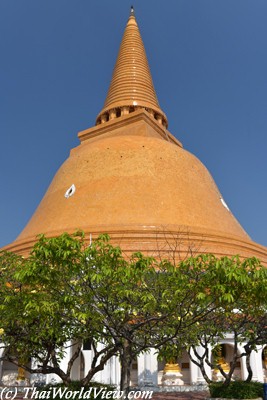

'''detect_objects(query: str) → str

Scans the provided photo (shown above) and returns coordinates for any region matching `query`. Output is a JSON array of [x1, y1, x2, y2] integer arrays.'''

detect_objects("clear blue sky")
[[1, 0, 267, 248]]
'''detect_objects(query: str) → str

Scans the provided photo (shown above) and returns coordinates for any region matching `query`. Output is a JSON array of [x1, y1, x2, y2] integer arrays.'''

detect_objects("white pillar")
[[189, 346, 210, 385], [240, 355, 248, 381], [250, 347, 264, 383], [83, 349, 93, 379], [70, 342, 82, 381], [102, 356, 120, 386], [137, 349, 158, 386], [190, 357, 198, 384], [137, 353, 145, 386], [108, 355, 120, 386]]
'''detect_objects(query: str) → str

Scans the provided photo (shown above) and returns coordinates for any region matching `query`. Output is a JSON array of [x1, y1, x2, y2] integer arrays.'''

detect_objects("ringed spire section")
[[96, 7, 168, 128]]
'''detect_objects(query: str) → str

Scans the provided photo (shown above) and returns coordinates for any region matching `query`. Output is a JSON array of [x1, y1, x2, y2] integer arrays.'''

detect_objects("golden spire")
[[96, 7, 168, 127]]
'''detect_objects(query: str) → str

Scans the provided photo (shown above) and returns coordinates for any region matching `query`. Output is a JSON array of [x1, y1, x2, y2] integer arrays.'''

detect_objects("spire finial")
[[130, 6, 135, 17], [96, 7, 168, 128]]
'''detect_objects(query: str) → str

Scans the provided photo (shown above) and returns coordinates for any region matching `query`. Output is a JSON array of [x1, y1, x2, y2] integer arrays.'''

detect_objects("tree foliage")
[[0, 233, 266, 391], [183, 255, 267, 385]]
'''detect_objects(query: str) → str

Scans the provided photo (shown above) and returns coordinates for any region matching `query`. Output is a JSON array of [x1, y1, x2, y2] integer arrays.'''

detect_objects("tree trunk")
[[245, 351, 253, 382], [120, 341, 132, 397], [199, 361, 212, 384], [188, 347, 212, 384], [81, 342, 119, 386]]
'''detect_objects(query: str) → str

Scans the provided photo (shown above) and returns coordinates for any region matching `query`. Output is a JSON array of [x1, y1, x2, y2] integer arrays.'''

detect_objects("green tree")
[[78, 239, 220, 394], [1, 234, 266, 393], [0, 232, 120, 385], [0, 233, 218, 393], [184, 255, 267, 386]]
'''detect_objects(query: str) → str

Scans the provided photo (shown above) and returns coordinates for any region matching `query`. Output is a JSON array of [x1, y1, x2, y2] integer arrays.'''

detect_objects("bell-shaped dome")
[[16, 121, 247, 240], [4, 9, 267, 264]]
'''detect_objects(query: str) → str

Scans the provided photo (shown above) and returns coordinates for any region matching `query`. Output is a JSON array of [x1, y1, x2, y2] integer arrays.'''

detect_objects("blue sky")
[[0, 0, 267, 248]]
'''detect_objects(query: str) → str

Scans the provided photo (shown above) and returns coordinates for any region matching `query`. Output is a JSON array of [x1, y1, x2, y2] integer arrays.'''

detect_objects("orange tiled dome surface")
[[5, 110, 267, 264]]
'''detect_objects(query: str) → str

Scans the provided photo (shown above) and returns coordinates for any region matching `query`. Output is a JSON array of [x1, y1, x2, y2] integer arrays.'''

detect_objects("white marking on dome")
[[65, 184, 76, 199], [233, 308, 241, 314], [220, 197, 230, 211]]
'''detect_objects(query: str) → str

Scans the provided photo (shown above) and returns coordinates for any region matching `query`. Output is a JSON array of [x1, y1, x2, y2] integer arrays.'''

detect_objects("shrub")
[[208, 381, 263, 399]]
